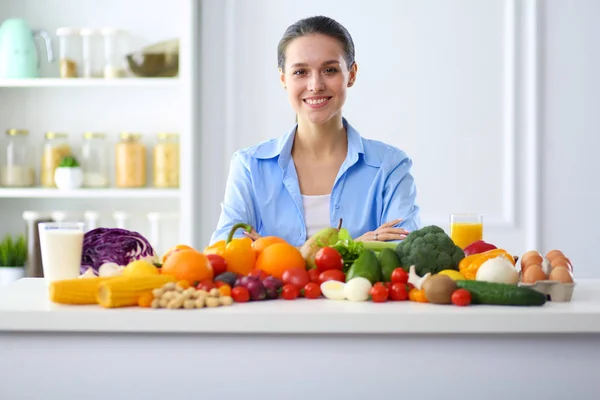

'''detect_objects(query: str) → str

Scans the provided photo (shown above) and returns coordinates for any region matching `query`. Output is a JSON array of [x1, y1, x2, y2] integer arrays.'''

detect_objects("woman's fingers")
[[374, 227, 408, 241], [243, 229, 261, 241]]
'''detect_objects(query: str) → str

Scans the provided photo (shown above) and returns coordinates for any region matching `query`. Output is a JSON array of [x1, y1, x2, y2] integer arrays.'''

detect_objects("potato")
[[422, 275, 457, 304]]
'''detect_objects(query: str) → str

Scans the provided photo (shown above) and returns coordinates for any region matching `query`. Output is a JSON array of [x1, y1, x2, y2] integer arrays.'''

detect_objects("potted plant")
[[0, 234, 27, 286], [54, 155, 83, 190]]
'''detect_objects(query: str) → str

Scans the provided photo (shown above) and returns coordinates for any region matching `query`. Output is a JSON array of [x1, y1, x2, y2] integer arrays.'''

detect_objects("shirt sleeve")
[[209, 152, 259, 244], [381, 156, 422, 234]]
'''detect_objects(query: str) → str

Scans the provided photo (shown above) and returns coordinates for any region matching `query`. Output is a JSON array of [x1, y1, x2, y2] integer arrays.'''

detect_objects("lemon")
[[437, 270, 465, 281], [122, 260, 159, 277]]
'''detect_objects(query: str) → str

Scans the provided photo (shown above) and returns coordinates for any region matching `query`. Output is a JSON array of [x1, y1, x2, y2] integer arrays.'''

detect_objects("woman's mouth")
[[303, 97, 332, 109]]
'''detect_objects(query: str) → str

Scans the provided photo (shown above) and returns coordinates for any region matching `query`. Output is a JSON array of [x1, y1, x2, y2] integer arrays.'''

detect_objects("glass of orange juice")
[[450, 213, 483, 249]]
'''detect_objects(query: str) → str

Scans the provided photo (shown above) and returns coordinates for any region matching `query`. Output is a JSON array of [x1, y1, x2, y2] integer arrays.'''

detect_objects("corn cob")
[[49, 277, 115, 305], [96, 275, 176, 308]]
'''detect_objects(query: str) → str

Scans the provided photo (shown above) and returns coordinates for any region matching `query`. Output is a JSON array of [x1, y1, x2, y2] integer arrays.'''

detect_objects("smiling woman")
[[210, 15, 422, 247]]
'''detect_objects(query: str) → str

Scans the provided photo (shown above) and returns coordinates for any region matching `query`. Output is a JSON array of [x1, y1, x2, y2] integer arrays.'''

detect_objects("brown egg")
[[546, 250, 565, 263], [551, 257, 573, 272], [521, 264, 547, 284], [521, 251, 543, 270], [548, 266, 574, 283]]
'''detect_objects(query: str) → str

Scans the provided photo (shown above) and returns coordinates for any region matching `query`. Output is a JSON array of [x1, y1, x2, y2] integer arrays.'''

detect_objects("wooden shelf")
[[0, 188, 180, 199], [0, 78, 179, 88]]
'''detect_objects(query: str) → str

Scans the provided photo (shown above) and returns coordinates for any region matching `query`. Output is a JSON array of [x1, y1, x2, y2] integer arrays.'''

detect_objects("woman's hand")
[[243, 227, 261, 241], [355, 219, 409, 242]]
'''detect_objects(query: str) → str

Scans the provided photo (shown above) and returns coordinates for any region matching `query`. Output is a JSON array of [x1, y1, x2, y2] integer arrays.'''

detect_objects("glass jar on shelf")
[[56, 27, 81, 78], [115, 132, 146, 188], [80, 29, 103, 78], [1, 129, 35, 187], [81, 132, 109, 187], [100, 28, 129, 78], [40, 132, 72, 188], [153, 133, 180, 188]]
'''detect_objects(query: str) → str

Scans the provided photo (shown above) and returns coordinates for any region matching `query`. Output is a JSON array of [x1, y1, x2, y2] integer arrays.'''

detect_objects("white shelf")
[[0, 78, 179, 88], [0, 188, 180, 199]]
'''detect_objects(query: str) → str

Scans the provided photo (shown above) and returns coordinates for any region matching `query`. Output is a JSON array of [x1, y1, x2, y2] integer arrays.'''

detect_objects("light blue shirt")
[[210, 118, 422, 246]]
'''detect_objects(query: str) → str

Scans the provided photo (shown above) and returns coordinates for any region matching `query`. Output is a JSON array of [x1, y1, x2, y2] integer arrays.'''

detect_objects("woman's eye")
[[324, 67, 338, 74], [293, 69, 306, 76]]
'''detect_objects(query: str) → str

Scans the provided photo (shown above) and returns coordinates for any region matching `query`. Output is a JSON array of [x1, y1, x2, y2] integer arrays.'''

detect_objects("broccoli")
[[394, 225, 465, 276]]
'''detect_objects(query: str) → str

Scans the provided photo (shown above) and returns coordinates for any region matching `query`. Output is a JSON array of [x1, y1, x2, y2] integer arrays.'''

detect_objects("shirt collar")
[[251, 117, 365, 170]]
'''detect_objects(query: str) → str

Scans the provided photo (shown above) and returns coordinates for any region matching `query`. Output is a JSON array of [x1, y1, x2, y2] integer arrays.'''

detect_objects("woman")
[[210, 15, 421, 247]]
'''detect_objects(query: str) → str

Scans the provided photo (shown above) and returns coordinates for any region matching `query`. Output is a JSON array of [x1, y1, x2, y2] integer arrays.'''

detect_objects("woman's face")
[[280, 34, 357, 126]]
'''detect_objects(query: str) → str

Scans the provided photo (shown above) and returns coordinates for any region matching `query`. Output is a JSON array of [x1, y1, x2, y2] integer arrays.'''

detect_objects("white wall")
[[197, 0, 598, 277]]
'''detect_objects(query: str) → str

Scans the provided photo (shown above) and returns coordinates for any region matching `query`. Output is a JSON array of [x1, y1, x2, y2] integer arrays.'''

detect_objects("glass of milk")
[[38, 222, 85, 286]]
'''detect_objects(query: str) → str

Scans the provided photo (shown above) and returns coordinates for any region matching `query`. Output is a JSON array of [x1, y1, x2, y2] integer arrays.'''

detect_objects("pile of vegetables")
[[80, 228, 159, 276]]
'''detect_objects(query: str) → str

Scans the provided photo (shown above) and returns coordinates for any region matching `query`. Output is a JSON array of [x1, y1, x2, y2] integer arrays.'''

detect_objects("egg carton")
[[518, 280, 576, 302]]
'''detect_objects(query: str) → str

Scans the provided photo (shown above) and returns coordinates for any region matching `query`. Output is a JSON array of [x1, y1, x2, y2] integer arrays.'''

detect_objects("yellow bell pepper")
[[204, 223, 256, 276], [459, 248, 514, 280]]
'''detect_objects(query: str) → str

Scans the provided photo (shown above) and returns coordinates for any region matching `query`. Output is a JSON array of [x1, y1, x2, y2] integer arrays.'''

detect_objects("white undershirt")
[[301, 194, 331, 237]]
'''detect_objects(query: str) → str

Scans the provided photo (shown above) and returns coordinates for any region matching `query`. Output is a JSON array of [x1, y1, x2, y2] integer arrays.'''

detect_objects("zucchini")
[[456, 280, 546, 306]]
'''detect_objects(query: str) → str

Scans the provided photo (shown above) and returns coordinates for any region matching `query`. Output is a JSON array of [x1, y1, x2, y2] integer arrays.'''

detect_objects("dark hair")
[[277, 16, 355, 71]]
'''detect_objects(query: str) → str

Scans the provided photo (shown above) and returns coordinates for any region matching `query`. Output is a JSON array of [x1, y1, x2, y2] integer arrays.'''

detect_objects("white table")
[[1, 278, 599, 399]]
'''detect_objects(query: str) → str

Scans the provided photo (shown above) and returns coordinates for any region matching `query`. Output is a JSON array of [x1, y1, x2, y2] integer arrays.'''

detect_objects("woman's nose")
[[308, 74, 325, 92]]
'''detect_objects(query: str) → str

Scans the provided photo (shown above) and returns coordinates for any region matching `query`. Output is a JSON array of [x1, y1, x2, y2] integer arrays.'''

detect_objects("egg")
[[546, 250, 565, 263], [320, 280, 347, 301], [521, 251, 543, 271], [521, 264, 547, 284], [548, 266, 574, 283], [551, 257, 573, 272], [344, 277, 373, 302]]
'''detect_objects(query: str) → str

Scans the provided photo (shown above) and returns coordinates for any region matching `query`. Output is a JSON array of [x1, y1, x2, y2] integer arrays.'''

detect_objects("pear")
[[301, 219, 343, 269]]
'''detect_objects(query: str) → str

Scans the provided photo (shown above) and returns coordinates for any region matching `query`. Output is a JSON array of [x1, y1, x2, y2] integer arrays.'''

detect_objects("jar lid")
[[120, 132, 142, 140], [157, 132, 179, 140], [56, 27, 81, 36], [45, 132, 68, 139], [79, 28, 99, 36], [83, 132, 106, 139], [6, 129, 29, 136]]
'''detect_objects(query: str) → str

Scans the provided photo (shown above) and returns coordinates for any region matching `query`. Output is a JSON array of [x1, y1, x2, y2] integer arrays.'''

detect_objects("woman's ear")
[[347, 62, 358, 87], [279, 67, 287, 89]]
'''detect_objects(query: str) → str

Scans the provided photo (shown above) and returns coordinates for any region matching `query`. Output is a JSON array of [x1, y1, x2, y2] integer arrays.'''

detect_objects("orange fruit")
[[161, 249, 213, 285], [252, 236, 287, 258], [161, 244, 194, 264], [256, 242, 306, 279]]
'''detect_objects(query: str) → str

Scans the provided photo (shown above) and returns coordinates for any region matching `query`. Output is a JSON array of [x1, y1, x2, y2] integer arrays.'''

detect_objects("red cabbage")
[[80, 228, 158, 275]]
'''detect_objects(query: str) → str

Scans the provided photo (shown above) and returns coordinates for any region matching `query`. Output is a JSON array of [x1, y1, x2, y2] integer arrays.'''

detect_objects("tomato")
[[205, 253, 227, 276], [248, 268, 269, 281], [302, 282, 321, 299], [308, 268, 320, 283], [318, 269, 346, 284], [369, 285, 389, 303], [451, 289, 472, 306], [314, 247, 344, 273], [196, 280, 216, 291], [231, 286, 250, 302], [389, 282, 409, 301], [218, 284, 232, 297], [281, 283, 299, 300], [282, 267, 310, 289], [391, 268, 409, 284]]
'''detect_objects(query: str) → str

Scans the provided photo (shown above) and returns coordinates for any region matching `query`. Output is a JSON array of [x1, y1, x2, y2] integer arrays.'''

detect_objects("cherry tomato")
[[391, 268, 409, 284], [302, 282, 322, 299], [231, 286, 250, 302], [196, 280, 216, 291], [248, 268, 269, 281], [314, 247, 344, 273], [308, 268, 320, 283], [389, 282, 409, 301], [218, 284, 232, 297], [282, 267, 310, 289], [281, 283, 299, 300], [318, 269, 346, 284], [369, 285, 389, 303], [451, 289, 472, 306], [205, 253, 227, 276]]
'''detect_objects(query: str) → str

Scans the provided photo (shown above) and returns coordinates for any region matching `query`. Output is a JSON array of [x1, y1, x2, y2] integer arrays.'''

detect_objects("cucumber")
[[456, 280, 546, 306]]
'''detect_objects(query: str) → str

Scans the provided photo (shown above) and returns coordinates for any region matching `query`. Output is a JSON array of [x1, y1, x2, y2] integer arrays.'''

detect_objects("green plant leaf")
[[0, 234, 27, 267], [59, 155, 80, 168]]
